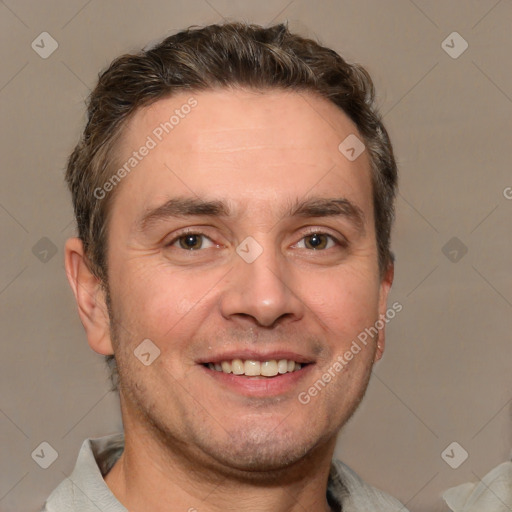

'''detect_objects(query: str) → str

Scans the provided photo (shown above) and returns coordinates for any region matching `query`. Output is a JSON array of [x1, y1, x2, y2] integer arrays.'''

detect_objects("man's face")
[[103, 89, 392, 473]]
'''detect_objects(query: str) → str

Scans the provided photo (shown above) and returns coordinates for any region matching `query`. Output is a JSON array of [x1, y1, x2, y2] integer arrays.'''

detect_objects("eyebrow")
[[137, 196, 366, 234], [288, 197, 365, 234], [138, 198, 230, 231]]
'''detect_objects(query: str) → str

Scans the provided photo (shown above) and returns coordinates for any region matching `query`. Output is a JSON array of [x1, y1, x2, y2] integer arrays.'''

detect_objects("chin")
[[197, 424, 329, 476]]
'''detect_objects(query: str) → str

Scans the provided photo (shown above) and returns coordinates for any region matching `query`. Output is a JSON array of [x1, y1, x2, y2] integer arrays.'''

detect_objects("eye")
[[295, 233, 339, 250], [169, 233, 216, 250]]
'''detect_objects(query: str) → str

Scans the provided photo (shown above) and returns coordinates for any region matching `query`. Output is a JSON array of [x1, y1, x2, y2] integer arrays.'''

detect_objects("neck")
[[104, 414, 337, 512]]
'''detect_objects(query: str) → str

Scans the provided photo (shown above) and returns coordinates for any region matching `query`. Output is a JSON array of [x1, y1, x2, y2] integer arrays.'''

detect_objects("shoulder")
[[331, 458, 410, 512], [40, 433, 126, 512]]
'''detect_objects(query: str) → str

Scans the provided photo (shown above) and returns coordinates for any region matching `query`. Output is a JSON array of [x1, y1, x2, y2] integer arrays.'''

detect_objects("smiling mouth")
[[203, 359, 308, 377]]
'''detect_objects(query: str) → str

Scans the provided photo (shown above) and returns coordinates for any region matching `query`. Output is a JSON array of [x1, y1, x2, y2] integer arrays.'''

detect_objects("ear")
[[374, 260, 394, 362], [64, 237, 114, 356]]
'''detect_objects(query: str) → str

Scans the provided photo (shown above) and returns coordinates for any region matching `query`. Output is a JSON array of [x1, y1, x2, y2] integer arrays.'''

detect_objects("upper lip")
[[196, 350, 315, 365]]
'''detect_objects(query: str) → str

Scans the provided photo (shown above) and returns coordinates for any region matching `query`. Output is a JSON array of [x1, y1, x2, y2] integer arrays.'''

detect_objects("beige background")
[[1, 1, 511, 511]]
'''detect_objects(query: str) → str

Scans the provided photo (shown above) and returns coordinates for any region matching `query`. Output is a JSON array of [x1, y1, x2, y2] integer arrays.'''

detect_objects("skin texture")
[[65, 88, 394, 512]]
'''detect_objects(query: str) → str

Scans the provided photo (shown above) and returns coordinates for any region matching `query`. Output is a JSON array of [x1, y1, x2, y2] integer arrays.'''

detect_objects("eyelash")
[[166, 229, 217, 250], [166, 228, 347, 250], [295, 231, 346, 250]]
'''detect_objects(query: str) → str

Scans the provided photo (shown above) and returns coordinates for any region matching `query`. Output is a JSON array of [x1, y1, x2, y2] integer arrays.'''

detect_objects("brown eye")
[[171, 233, 214, 250], [179, 234, 203, 250], [303, 233, 330, 250]]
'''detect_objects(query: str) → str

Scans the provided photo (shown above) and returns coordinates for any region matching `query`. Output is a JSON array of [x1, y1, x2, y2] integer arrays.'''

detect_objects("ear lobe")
[[64, 237, 114, 356], [374, 260, 395, 362]]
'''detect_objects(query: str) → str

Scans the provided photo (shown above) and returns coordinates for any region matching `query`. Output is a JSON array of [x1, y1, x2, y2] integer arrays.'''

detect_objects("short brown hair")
[[65, 22, 398, 390]]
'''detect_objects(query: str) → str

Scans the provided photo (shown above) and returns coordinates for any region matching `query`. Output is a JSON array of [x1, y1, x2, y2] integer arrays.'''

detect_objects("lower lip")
[[200, 364, 314, 397]]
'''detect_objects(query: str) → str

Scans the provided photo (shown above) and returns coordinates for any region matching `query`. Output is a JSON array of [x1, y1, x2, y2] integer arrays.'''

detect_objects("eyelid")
[[294, 228, 348, 248], [165, 228, 218, 249]]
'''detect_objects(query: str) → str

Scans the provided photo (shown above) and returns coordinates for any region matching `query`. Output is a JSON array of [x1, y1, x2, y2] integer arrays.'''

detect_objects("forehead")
[[113, 88, 373, 220]]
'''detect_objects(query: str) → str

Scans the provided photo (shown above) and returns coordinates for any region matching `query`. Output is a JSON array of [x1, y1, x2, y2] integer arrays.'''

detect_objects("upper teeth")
[[207, 359, 303, 377]]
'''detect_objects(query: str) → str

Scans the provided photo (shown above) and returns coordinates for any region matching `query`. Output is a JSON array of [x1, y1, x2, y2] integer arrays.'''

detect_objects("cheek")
[[110, 261, 221, 340], [297, 266, 380, 339]]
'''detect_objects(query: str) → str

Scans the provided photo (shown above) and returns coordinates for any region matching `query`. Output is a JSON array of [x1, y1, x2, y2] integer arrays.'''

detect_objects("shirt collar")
[[46, 432, 354, 511]]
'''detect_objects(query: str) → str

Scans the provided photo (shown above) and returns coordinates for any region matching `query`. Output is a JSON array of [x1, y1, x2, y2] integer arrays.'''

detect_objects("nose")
[[219, 240, 305, 328]]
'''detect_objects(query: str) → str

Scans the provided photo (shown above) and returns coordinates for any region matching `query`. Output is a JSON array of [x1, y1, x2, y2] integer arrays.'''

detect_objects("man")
[[43, 21, 407, 511]]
